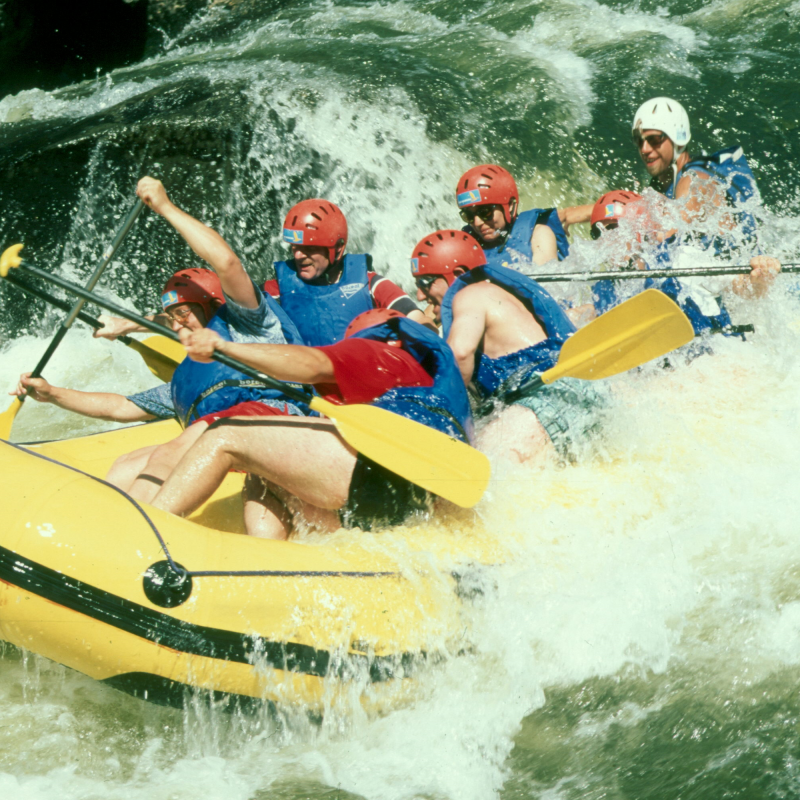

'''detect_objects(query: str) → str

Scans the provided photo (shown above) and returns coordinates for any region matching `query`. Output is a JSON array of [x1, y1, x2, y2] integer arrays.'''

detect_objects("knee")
[[201, 425, 244, 460], [111, 450, 140, 470]]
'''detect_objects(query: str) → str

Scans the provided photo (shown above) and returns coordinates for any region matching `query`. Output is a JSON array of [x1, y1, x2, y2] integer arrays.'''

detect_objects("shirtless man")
[[149, 309, 473, 538], [411, 229, 601, 465]]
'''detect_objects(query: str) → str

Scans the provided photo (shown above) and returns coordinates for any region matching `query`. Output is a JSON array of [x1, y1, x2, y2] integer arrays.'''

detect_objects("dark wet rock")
[[0, 0, 148, 97]]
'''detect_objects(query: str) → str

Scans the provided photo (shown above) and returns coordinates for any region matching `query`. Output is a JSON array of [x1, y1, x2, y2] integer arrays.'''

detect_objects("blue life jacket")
[[350, 317, 474, 444], [462, 208, 569, 271], [171, 296, 307, 427], [274, 254, 374, 346], [664, 145, 760, 253], [441, 263, 575, 399]]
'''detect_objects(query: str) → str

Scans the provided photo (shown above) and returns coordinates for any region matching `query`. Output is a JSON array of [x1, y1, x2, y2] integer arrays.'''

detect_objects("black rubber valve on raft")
[[143, 561, 193, 608]]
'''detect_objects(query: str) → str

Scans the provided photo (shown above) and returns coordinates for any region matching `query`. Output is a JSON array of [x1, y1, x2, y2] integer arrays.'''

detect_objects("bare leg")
[[478, 404, 554, 466], [242, 475, 293, 540], [106, 444, 160, 492], [152, 417, 356, 518], [243, 476, 342, 538], [129, 421, 208, 503]]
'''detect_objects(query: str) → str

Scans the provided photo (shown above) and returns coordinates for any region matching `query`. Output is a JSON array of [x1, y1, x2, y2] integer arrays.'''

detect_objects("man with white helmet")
[[631, 96, 780, 296], [631, 97, 759, 250], [566, 98, 778, 296]]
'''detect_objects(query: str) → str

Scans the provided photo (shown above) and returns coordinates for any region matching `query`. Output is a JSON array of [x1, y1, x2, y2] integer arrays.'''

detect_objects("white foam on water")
[[530, 0, 703, 54], [0, 328, 163, 442]]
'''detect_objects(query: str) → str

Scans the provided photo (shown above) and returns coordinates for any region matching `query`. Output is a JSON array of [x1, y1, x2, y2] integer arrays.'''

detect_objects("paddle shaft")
[[12, 259, 312, 405], [22, 199, 145, 395], [532, 263, 800, 283], [4, 271, 137, 345]]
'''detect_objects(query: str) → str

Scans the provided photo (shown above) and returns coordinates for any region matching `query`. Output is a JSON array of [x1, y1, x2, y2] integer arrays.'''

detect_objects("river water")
[[1, 1, 800, 798]]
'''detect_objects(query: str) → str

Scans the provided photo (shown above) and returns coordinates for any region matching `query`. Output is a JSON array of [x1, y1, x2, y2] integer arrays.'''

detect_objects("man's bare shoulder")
[[452, 279, 510, 308]]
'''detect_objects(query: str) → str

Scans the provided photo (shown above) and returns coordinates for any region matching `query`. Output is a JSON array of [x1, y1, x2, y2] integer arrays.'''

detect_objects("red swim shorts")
[[194, 401, 293, 427]]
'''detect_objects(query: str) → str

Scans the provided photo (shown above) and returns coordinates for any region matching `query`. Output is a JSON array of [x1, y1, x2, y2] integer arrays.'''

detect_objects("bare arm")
[[93, 312, 171, 340], [179, 328, 335, 384], [531, 224, 557, 266], [406, 308, 440, 333], [11, 374, 154, 422], [136, 176, 259, 309], [558, 204, 594, 235], [445, 291, 487, 386]]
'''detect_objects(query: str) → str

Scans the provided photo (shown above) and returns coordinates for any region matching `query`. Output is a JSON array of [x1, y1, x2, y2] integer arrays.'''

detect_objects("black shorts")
[[339, 454, 432, 531]]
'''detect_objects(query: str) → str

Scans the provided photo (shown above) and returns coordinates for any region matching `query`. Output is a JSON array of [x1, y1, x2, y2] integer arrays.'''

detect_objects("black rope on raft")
[[8, 440, 397, 579]]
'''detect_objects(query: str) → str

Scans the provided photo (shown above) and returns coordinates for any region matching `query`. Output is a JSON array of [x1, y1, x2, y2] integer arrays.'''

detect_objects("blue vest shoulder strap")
[[673, 145, 759, 205], [351, 318, 474, 444], [664, 146, 760, 252], [274, 253, 374, 346]]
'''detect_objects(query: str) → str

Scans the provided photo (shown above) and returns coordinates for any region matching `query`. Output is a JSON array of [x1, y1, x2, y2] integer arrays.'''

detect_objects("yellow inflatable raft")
[[0, 421, 494, 713]]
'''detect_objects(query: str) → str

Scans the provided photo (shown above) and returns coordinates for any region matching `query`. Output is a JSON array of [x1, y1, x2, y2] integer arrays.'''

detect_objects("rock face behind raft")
[[0, 0, 293, 96], [0, 0, 148, 97]]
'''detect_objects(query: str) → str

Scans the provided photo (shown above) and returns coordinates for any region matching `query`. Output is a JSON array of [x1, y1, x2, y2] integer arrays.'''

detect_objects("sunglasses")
[[632, 131, 668, 149], [166, 305, 195, 322], [459, 204, 498, 225], [590, 221, 618, 241], [414, 274, 440, 291]]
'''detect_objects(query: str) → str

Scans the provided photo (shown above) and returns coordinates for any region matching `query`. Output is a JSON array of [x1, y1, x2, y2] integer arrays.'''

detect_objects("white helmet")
[[631, 97, 691, 153]]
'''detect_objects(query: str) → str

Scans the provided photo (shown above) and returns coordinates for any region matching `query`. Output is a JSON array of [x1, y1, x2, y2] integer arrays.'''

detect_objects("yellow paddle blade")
[[543, 289, 695, 384], [0, 397, 23, 440], [126, 336, 184, 382], [141, 335, 185, 363], [310, 397, 490, 508]]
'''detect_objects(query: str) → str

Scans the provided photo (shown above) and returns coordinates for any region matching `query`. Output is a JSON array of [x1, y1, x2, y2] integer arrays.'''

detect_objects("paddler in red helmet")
[[411, 229, 604, 466], [148, 307, 473, 539], [13, 177, 307, 502], [454, 164, 570, 272], [585, 190, 781, 342], [264, 198, 435, 343]]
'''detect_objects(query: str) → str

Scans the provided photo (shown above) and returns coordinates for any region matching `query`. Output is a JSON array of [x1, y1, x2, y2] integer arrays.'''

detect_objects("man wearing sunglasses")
[[630, 97, 770, 257], [411, 230, 603, 466], [455, 164, 569, 272]]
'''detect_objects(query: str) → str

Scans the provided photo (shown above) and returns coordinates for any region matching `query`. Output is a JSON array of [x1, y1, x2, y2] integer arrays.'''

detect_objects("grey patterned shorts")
[[512, 377, 607, 464]]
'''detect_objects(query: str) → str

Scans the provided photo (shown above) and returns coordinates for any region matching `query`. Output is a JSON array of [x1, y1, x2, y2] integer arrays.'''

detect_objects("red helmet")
[[344, 308, 405, 339], [455, 164, 519, 225], [410, 230, 487, 285], [282, 199, 348, 263], [161, 268, 224, 321], [590, 191, 645, 239]]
